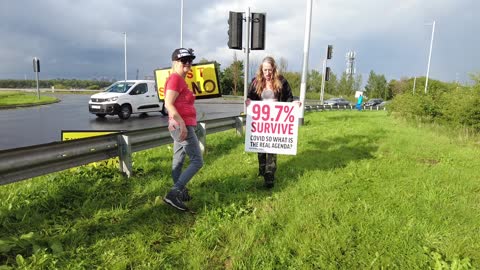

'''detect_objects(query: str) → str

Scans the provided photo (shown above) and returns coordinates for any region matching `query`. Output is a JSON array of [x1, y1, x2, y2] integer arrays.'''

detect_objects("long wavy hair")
[[254, 56, 282, 96]]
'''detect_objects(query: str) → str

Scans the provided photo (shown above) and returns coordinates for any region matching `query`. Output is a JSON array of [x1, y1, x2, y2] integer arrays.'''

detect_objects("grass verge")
[[0, 91, 58, 107], [1, 111, 479, 269]]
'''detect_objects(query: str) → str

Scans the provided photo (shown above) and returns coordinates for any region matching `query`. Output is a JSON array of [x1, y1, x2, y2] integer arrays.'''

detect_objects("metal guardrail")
[[0, 116, 244, 186], [0, 105, 385, 186], [304, 104, 386, 111]]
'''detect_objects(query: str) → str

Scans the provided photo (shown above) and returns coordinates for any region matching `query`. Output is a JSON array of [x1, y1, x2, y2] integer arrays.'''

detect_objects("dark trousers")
[[258, 153, 277, 175]]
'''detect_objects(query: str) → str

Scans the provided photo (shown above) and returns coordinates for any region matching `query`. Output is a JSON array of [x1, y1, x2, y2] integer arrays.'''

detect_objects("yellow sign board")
[[61, 130, 121, 168], [154, 62, 222, 100], [61, 131, 119, 141]]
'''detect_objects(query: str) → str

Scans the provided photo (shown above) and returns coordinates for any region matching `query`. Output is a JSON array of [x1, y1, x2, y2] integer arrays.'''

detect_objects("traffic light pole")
[[243, 7, 251, 114], [35, 70, 40, 100], [33, 57, 40, 100], [319, 56, 327, 105], [320, 45, 332, 105]]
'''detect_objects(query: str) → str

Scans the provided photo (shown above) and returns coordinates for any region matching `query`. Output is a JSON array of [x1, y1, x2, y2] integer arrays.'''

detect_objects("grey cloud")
[[0, 0, 479, 84]]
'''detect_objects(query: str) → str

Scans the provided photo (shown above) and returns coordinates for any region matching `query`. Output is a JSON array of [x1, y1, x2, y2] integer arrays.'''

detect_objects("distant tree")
[[307, 69, 322, 93], [220, 54, 244, 96], [353, 74, 362, 93], [468, 72, 480, 85], [324, 72, 338, 96], [364, 70, 388, 99], [281, 71, 301, 96], [388, 77, 412, 97], [249, 58, 259, 81], [278, 57, 288, 74], [198, 58, 210, 64], [337, 72, 354, 97]]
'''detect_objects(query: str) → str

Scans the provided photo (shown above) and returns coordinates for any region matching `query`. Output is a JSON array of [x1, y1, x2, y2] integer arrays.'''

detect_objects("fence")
[[0, 116, 244, 186], [0, 105, 386, 186], [304, 104, 386, 111]]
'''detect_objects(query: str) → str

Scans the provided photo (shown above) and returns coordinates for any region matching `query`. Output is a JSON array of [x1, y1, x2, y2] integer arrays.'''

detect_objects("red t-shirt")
[[165, 73, 197, 126]]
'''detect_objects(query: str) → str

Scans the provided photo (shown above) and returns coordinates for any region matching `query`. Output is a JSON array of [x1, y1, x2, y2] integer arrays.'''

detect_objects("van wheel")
[[96, 113, 106, 118], [160, 103, 168, 116], [118, 104, 132, 120]]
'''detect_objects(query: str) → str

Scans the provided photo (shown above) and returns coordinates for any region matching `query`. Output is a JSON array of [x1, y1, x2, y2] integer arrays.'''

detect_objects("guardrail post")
[[197, 122, 206, 154], [117, 134, 132, 177], [235, 116, 244, 136]]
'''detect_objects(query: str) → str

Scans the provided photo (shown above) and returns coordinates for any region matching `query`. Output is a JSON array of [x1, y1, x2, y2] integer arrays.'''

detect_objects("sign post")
[[33, 57, 40, 99]]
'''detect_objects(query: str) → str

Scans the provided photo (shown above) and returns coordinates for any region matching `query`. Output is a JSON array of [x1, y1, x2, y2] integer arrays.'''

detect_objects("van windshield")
[[104, 82, 135, 93]]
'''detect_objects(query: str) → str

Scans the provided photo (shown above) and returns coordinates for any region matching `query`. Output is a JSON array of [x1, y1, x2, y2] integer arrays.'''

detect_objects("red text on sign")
[[251, 122, 294, 135]]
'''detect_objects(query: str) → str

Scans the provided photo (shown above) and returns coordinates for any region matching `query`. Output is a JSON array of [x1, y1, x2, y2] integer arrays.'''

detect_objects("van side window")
[[130, 83, 148, 95]]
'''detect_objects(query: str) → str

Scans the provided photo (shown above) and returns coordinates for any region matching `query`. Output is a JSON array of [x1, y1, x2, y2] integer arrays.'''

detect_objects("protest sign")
[[154, 62, 221, 100], [245, 101, 299, 155]]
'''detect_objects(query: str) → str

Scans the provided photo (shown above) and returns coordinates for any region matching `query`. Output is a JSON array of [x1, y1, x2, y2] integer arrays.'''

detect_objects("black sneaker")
[[181, 188, 192, 201], [163, 189, 188, 211], [264, 172, 274, 189]]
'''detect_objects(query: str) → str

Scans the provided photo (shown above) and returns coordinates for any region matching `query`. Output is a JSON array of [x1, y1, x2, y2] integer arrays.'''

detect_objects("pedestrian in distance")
[[356, 94, 363, 111], [246, 56, 298, 188], [163, 48, 204, 211]]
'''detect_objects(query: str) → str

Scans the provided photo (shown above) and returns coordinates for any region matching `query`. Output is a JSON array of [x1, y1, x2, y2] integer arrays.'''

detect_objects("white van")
[[88, 80, 167, 119]]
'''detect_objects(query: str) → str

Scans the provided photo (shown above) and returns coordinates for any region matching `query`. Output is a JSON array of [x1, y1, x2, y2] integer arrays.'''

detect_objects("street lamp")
[[298, 0, 313, 125], [424, 20, 435, 94], [180, 0, 184, 47], [123, 32, 127, 81]]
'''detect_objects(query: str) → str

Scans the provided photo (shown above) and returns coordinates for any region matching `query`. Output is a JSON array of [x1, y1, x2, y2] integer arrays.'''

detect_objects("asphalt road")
[[0, 94, 243, 151]]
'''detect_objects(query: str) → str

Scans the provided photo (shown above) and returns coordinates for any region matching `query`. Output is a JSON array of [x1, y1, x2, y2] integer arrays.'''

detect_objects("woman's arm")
[[165, 89, 187, 141]]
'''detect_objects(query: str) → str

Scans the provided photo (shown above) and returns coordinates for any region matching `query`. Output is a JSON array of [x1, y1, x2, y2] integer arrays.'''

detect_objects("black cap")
[[171, 48, 196, 61]]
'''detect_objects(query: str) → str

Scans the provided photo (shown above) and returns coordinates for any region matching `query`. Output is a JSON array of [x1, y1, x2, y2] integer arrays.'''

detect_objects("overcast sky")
[[0, 0, 478, 85]]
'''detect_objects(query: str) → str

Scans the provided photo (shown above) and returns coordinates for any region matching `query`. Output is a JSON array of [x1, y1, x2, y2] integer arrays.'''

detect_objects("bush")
[[390, 83, 480, 132], [86, 85, 100, 90]]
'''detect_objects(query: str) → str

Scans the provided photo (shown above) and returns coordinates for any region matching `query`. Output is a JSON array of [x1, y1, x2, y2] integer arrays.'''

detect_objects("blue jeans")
[[170, 126, 203, 190]]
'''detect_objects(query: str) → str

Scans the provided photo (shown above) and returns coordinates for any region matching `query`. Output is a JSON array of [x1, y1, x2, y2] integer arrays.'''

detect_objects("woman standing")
[[163, 48, 203, 211], [247, 56, 295, 188]]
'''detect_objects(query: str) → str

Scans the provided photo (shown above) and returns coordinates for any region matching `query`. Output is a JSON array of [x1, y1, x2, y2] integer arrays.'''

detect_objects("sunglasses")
[[179, 58, 193, 65]]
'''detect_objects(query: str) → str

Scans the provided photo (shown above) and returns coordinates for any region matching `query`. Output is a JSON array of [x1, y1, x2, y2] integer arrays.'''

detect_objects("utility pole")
[[243, 7, 251, 114], [123, 32, 127, 81], [298, 0, 313, 125], [180, 0, 184, 47], [413, 76, 416, 94], [424, 20, 435, 94]]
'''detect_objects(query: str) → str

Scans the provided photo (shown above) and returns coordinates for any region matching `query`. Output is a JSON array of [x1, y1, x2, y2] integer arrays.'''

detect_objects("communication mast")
[[345, 51, 356, 79]]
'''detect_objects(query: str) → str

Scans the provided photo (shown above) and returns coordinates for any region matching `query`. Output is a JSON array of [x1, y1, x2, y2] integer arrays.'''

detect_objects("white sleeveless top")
[[261, 88, 276, 101]]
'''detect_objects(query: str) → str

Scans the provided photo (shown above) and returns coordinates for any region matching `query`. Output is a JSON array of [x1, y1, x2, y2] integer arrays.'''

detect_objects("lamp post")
[[424, 20, 435, 94], [298, 0, 313, 125], [123, 32, 127, 82], [180, 0, 184, 47]]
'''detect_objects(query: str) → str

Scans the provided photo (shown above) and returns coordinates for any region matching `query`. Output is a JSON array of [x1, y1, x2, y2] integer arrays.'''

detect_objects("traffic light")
[[228, 11, 243, 50], [251, 13, 266, 50], [33, 57, 40, 72], [327, 45, 333, 59], [325, 67, 331, 81]]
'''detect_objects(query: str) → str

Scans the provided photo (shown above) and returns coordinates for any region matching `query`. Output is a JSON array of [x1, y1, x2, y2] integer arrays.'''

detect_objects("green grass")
[[0, 91, 58, 106], [1, 111, 479, 269]]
